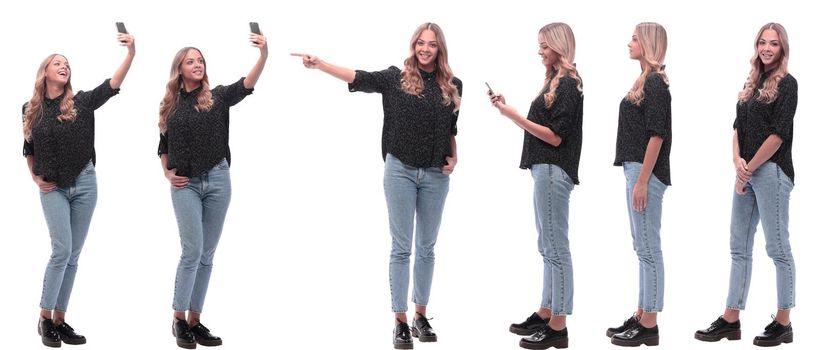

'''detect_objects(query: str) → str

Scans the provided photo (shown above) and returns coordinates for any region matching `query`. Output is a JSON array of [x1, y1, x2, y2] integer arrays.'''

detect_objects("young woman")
[[292, 22, 461, 350], [606, 22, 671, 347], [23, 32, 135, 347], [694, 22, 797, 347], [489, 22, 583, 350], [159, 31, 267, 349]]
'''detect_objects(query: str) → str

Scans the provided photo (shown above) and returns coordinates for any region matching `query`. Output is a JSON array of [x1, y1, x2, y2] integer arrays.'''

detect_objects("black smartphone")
[[249, 22, 261, 35], [485, 82, 494, 95], [116, 22, 128, 34]]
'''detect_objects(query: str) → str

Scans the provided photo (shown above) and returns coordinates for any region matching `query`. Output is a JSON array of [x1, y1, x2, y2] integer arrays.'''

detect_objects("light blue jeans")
[[384, 154, 450, 313], [726, 161, 795, 310], [623, 162, 666, 313], [171, 159, 231, 313], [531, 164, 575, 315], [39, 161, 97, 311]]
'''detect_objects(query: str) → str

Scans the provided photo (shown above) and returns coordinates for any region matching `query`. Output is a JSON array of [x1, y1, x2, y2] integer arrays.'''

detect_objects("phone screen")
[[116, 22, 128, 34]]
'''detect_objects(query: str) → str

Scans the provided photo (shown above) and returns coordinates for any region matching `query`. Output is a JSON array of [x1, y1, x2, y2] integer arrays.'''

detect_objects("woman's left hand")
[[632, 182, 648, 212], [117, 33, 135, 53], [250, 33, 268, 56], [442, 156, 457, 175]]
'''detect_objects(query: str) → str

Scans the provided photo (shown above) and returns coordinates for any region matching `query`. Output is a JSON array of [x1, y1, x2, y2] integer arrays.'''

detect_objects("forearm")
[[244, 51, 268, 89], [317, 61, 356, 84], [638, 136, 663, 183], [26, 155, 35, 177], [732, 130, 741, 160], [109, 48, 135, 89], [449, 135, 457, 159], [747, 134, 783, 172]]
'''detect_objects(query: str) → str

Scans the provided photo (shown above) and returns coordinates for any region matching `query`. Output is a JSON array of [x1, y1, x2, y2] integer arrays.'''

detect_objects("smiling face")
[[538, 33, 560, 69], [179, 49, 206, 85], [757, 28, 782, 71], [628, 30, 642, 60], [44, 55, 70, 89], [415, 29, 439, 72]]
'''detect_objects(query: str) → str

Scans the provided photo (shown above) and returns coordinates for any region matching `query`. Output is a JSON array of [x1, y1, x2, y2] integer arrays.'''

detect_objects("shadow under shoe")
[[519, 326, 568, 349], [510, 312, 549, 336], [694, 316, 741, 342], [611, 324, 659, 347], [172, 318, 196, 349], [55, 322, 87, 345], [38, 319, 62, 348], [753, 320, 793, 347], [411, 314, 437, 342], [191, 323, 222, 346], [394, 320, 413, 349], [606, 315, 639, 338]]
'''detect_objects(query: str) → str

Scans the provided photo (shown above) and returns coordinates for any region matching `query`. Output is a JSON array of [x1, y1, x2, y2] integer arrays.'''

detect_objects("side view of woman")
[[23, 30, 135, 347], [490, 22, 583, 350]]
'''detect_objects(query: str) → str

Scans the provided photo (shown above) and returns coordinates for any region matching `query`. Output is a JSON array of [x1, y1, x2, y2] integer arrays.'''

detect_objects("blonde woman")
[[293, 22, 461, 350], [23, 32, 135, 347], [489, 22, 583, 350], [606, 22, 671, 347], [159, 32, 267, 349], [694, 23, 797, 347]]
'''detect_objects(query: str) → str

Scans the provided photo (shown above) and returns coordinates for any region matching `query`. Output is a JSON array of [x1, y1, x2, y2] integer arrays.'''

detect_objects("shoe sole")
[[511, 325, 546, 336], [410, 327, 437, 342], [176, 339, 197, 349], [694, 330, 741, 342], [195, 338, 223, 347], [519, 337, 569, 349], [753, 332, 793, 347], [611, 335, 659, 347], [393, 341, 413, 349], [62, 338, 87, 345]]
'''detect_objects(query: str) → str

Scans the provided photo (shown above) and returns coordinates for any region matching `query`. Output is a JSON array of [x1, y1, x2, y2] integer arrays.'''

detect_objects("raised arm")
[[109, 33, 136, 89], [291, 53, 356, 83], [244, 33, 268, 89]]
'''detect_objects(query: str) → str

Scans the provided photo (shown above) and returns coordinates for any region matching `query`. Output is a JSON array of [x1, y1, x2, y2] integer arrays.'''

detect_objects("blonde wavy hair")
[[159, 47, 213, 134], [400, 23, 461, 112], [626, 22, 669, 106], [738, 23, 789, 104], [23, 54, 76, 141], [538, 23, 583, 108]]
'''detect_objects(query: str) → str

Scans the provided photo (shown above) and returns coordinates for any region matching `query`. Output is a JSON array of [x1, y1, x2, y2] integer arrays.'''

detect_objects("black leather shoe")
[[411, 314, 437, 342], [694, 316, 740, 342], [606, 315, 639, 337], [394, 320, 413, 349], [191, 323, 222, 346], [519, 326, 569, 349], [38, 319, 61, 348], [172, 318, 196, 349], [510, 312, 549, 336], [55, 322, 86, 345], [611, 324, 659, 347], [753, 320, 793, 347]]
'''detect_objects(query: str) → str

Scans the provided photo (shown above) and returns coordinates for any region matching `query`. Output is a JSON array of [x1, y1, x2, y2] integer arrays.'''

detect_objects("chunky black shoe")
[[519, 326, 569, 349], [411, 314, 437, 342], [606, 315, 639, 337], [611, 324, 659, 347], [172, 318, 196, 349], [55, 322, 87, 345], [510, 312, 549, 336], [694, 316, 741, 342], [753, 320, 793, 347], [393, 320, 413, 349], [191, 323, 222, 346], [38, 319, 62, 348]]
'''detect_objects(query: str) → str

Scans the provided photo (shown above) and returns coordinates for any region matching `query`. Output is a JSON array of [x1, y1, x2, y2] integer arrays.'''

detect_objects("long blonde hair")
[[738, 23, 789, 104], [23, 54, 76, 141], [400, 23, 461, 111], [159, 47, 213, 134], [626, 22, 669, 106], [538, 23, 583, 108]]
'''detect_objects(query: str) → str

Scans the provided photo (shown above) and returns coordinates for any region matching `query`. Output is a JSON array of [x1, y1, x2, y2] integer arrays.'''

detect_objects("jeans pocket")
[[215, 159, 230, 170]]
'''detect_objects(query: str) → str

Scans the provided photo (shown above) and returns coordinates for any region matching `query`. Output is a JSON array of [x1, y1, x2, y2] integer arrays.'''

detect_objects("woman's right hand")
[[165, 168, 189, 189], [733, 156, 752, 183], [290, 53, 322, 69], [33, 175, 56, 193]]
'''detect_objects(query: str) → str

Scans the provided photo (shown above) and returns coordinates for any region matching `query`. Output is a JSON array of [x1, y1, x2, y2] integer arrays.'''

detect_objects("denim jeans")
[[531, 164, 575, 315], [171, 159, 231, 312], [39, 161, 97, 311], [623, 162, 666, 313], [384, 154, 449, 313], [726, 162, 795, 310]]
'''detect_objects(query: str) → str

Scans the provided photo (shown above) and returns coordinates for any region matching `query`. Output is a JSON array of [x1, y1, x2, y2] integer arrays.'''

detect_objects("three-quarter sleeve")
[[544, 77, 582, 138], [214, 77, 254, 107], [768, 75, 798, 141], [74, 79, 120, 111], [348, 66, 400, 94], [642, 73, 671, 140]]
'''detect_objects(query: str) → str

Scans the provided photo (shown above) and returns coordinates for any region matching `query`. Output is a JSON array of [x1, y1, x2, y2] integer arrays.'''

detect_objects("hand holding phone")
[[116, 22, 128, 34], [485, 82, 495, 96], [250, 22, 261, 34]]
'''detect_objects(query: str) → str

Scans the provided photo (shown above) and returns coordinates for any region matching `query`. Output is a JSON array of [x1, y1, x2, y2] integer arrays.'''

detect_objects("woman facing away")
[[23, 30, 135, 347], [159, 30, 267, 349], [694, 22, 797, 348], [292, 22, 461, 350]]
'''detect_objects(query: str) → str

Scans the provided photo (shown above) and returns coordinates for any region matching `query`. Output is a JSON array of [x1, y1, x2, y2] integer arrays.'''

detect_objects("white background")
[[1, 0, 817, 349]]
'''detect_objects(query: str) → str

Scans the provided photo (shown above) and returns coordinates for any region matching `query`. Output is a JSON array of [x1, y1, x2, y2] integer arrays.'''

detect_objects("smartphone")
[[249, 22, 261, 35], [116, 22, 128, 34], [485, 82, 495, 95]]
